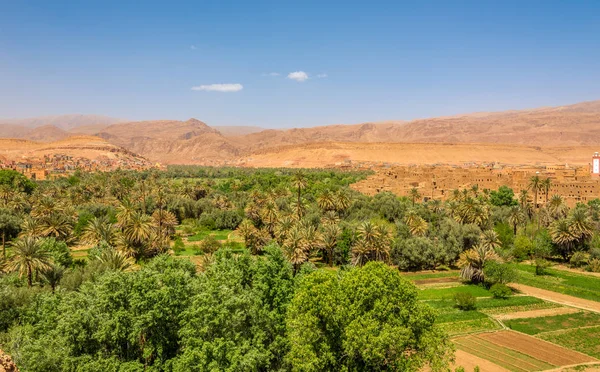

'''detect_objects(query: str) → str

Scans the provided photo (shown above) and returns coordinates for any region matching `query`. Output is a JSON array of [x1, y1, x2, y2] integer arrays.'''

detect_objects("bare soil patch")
[[494, 307, 580, 320], [453, 349, 510, 372], [479, 330, 597, 366]]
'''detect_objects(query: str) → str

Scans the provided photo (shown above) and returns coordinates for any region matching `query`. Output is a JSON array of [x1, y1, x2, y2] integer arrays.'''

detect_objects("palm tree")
[[19, 217, 42, 238], [548, 195, 568, 219], [507, 206, 525, 235], [334, 189, 351, 214], [274, 215, 294, 245], [151, 209, 178, 238], [373, 224, 392, 262], [317, 190, 336, 211], [457, 244, 501, 283], [82, 216, 117, 246], [39, 214, 74, 242], [237, 219, 258, 253], [404, 211, 428, 237], [282, 226, 308, 273], [409, 187, 421, 206], [6, 237, 53, 287], [42, 264, 65, 293], [291, 171, 307, 219], [97, 248, 137, 272], [121, 212, 153, 258], [549, 218, 577, 260], [480, 230, 501, 251], [542, 178, 552, 205], [321, 224, 340, 266], [529, 175, 542, 209], [569, 207, 593, 244]]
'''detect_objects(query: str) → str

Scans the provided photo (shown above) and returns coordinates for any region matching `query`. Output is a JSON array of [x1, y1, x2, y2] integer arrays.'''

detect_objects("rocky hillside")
[[97, 119, 240, 164]]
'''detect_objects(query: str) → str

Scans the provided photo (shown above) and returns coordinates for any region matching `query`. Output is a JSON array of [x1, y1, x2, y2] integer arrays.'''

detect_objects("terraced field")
[[410, 270, 600, 371]]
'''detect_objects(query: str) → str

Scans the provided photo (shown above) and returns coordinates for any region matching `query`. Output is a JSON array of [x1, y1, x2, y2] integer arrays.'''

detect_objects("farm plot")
[[539, 325, 600, 359], [504, 311, 600, 335], [454, 333, 555, 372], [479, 331, 597, 366]]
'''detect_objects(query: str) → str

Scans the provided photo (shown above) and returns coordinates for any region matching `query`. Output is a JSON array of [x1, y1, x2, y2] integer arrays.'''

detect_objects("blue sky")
[[1, 0, 599, 128]]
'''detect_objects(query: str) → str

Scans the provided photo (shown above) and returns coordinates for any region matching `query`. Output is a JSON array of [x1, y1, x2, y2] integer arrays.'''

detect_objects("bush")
[[454, 292, 477, 311], [570, 251, 589, 268], [198, 215, 216, 230], [534, 259, 551, 275], [173, 236, 185, 255], [490, 283, 512, 299], [589, 258, 600, 273], [483, 261, 517, 286], [512, 235, 533, 261], [196, 235, 221, 255]]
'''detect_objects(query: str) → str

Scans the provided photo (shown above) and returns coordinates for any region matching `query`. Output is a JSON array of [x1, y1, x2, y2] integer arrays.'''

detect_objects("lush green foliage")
[[453, 293, 477, 310], [286, 262, 453, 371]]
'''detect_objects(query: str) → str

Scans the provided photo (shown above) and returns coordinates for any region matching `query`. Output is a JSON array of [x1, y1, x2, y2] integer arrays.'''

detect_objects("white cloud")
[[317, 73, 328, 78], [190, 45, 197, 50], [191, 83, 243, 92], [287, 71, 309, 82]]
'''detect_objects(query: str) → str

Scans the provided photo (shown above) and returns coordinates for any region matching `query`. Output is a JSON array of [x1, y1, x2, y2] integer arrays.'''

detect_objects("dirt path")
[[494, 307, 580, 320], [453, 349, 510, 372], [510, 283, 600, 313]]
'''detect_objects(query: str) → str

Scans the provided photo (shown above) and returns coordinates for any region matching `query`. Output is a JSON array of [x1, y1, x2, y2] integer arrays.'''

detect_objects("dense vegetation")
[[2, 167, 600, 371]]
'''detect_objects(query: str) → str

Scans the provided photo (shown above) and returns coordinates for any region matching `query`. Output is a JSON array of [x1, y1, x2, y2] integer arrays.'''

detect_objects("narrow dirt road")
[[510, 284, 600, 313]]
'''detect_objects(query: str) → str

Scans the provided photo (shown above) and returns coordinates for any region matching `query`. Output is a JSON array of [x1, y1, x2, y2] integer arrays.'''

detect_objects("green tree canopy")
[[286, 261, 453, 371]]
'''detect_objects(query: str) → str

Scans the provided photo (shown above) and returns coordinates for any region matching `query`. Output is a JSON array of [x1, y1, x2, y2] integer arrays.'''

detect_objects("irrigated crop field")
[[411, 270, 600, 371]]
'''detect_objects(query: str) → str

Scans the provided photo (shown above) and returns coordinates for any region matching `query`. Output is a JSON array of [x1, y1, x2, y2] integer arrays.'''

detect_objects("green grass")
[[174, 247, 202, 256], [513, 263, 600, 302], [401, 271, 459, 281], [187, 229, 232, 242], [539, 325, 600, 358], [419, 284, 491, 300], [505, 311, 600, 335], [439, 318, 501, 336]]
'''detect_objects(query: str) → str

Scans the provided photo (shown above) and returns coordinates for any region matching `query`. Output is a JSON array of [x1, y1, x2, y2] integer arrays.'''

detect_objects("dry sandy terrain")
[[0, 136, 144, 162], [510, 284, 600, 313], [240, 142, 600, 167]]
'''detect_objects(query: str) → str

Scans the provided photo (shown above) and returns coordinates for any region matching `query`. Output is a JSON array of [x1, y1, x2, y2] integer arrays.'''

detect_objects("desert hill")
[[0, 136, 149, 163], [2, 100, 600, 166], [213, 126, 266, 136], [98, 119, 240, 164], [0, 114, 122, 131]]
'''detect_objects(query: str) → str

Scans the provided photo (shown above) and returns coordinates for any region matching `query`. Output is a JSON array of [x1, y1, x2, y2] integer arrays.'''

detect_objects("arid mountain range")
[[1, 100, 600, 166]]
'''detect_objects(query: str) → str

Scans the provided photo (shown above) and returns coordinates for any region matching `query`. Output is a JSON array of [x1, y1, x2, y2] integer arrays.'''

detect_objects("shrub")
[[198, 215, 216, 230], [590, 247, 600, 260], [483, 261, 517, 285], [589, 258, 600, 273], [454, 292, 477, 311], [196, 235, 221, 255], [512, 235, 533, 261], [490, 283, 512, 299], [534, 259, 551, 275], [173, 237, 185, 255], [569, 251, 589, 268]]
